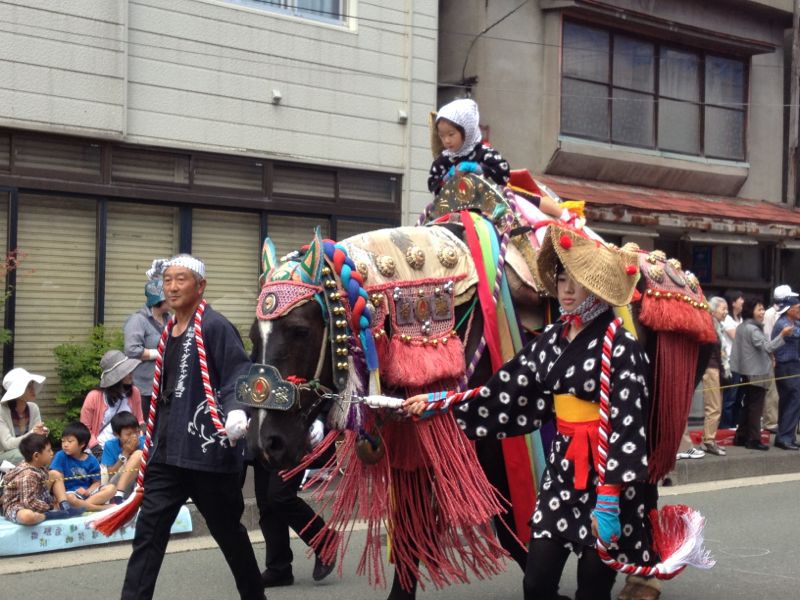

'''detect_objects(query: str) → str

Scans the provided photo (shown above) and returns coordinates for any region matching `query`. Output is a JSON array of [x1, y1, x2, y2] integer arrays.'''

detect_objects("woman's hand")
[[31, 421, 48, 435], [779, 325, 794, 338], [402, 394, 429, 416]]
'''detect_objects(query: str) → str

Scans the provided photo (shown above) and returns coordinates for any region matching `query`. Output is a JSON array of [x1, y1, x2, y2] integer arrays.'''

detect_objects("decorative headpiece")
[[535, 223, 640, 307]]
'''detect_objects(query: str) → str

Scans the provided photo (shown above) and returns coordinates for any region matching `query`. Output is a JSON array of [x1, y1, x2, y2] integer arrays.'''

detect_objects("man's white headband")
[[146, 255, 206, 279]]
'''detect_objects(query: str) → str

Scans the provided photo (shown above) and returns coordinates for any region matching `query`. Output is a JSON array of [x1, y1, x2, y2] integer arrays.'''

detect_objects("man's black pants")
[[121, 462, 264, 600]]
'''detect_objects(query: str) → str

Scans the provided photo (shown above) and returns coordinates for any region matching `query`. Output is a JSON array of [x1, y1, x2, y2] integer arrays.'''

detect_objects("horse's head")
[[246, 230, 332, 468]]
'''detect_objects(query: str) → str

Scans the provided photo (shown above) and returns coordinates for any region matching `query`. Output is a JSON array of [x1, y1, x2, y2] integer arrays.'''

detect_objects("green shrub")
[[52, 325, 123, 421]]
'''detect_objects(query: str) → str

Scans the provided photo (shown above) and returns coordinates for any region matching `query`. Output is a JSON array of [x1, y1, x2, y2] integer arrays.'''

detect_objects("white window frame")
[[220, 0, 348, 26]]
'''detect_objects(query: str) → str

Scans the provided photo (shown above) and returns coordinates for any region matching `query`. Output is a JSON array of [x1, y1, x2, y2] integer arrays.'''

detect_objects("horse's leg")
[[387, 566, 418, 600]]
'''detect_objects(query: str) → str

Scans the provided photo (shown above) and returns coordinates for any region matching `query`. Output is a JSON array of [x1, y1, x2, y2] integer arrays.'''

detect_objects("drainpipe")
[[401, 0, 415, 225], [122, 0, 129, 138], [788, 0, 799, 206]]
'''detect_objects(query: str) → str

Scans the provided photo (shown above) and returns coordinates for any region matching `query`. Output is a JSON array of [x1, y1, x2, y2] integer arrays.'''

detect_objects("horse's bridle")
[[235, 363, 333, 423]]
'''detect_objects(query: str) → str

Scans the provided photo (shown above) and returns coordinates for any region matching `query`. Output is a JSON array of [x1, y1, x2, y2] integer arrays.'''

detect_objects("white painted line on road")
[[660, 472, 800, 496]]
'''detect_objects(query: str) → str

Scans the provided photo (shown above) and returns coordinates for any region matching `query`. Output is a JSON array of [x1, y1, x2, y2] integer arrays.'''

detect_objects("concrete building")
[[438, 0, 799, 299], [0, 0, 437, 414]]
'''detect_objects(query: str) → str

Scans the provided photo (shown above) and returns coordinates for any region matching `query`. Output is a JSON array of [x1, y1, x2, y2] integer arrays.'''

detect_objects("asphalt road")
[[2, 474, 798, 600]]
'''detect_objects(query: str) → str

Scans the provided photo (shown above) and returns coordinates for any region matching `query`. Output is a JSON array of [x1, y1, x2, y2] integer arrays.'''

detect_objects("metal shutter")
[[104, 202, 180, 329], [266, 214, 331, 258], [191, 209, 261, 335], [14, 195, 97, 416]]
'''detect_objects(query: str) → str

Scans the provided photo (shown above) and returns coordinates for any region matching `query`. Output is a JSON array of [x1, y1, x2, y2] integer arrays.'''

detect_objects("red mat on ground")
[[689, 428, 771, 446]]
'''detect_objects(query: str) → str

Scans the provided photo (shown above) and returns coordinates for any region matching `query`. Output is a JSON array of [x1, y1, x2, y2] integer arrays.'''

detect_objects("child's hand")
[[75, 487, 88, 496], [122, 435, 139, 455], [456, 161, 482, 175]]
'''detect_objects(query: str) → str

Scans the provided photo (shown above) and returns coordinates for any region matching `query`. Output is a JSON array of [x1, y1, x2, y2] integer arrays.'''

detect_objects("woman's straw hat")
[[1, 367, 45, 403], [535, 223, 640, 306], [100, 350, 141, 388]]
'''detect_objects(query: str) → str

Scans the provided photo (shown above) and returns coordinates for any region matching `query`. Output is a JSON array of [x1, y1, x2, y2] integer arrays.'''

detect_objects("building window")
[[561, 21, 747, 161], [222, 0, 346, 24]]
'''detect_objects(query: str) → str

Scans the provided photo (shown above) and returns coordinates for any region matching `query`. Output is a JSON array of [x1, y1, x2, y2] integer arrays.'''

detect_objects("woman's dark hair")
[[101, 380, 130, 407], [724, 289, 744, 314], [740, 296, 764, 321], [436, 117, 465, 138], [19, 433, 50, 462]]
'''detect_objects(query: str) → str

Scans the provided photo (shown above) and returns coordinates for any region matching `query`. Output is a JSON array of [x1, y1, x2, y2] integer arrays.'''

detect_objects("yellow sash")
[[554, 394, 600, 422]]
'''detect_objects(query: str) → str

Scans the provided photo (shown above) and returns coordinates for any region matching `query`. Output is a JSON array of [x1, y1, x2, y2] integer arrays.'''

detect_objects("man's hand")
[[224, 409, 249, 444], [308, 419, 325, 447]]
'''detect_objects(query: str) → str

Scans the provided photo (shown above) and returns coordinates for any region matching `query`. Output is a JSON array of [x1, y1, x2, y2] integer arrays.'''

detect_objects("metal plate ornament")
[[236, 364, 296, 411]]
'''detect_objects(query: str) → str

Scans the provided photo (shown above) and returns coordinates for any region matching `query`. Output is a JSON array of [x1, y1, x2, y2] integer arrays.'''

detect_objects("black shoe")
[[312, 554, 335, 582], [774, 441, 800, 451], [732, 437, 746, 447], [745, 441, 770, 451], [261, 569, 294, 588]]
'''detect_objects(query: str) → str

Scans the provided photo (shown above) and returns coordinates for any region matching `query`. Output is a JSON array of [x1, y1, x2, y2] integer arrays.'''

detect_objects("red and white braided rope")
[[133, 299, 227, 493], [594, 318, 687, 579], [424, 386, 484, 413]]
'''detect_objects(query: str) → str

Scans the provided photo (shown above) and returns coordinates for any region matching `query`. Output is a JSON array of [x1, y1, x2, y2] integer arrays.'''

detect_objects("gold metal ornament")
[[437, 244, 459, 269], [405, 245, 425, 270], [376, 255, 396, 277]]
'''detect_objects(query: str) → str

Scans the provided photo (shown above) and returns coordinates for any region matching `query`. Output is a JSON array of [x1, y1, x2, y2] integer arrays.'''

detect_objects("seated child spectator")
[[50, 422, 101, 508], [1, 433, 83, 524], [81, 411, 144, 508], [427, 98, 510, 194]]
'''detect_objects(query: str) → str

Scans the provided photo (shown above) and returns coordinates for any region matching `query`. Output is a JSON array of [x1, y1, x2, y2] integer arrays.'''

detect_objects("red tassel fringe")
[[91, 487, 143, 536], [639, 294, 717, 344], [648, 332, 698, 482], [290, 414, 510, 591], [377, 335, 466, 390]]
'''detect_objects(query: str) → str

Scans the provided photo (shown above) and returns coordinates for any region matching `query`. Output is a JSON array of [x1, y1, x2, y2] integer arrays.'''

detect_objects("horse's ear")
[[299, 227, 324, 283], [261, 237, 279, 281]]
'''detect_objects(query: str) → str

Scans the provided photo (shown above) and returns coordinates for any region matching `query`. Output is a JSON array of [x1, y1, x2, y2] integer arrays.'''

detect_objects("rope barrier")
[[700, 371, 800, 393], [0, 467, 140, 490]]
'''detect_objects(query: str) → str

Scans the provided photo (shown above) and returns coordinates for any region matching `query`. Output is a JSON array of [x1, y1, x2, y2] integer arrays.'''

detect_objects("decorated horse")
[[240, 172, 716, 599]]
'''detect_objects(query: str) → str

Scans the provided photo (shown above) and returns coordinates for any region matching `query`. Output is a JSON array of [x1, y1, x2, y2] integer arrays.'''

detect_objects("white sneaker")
[[676, 447, 706, 460]]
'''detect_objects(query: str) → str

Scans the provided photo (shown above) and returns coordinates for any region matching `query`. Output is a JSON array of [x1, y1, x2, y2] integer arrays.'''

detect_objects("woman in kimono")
[[404, 223, 653, 600]]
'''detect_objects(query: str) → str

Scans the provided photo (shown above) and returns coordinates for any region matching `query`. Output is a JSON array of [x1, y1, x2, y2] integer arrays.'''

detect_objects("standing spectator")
[[119, 255, 264, 600], [771, 295, 800, 450], [720, 290, 745, 428], [701, 297, 730, 456], [124, 278, 170, 417], [80, 350, 143, 458], [762, 285, 795, 432], [0, 368, 48, 465], [730, 298, 793, 450]]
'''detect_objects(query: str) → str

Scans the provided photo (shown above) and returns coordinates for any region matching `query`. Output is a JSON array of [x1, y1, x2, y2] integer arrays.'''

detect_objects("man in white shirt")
[[763, 285, 796, 432]]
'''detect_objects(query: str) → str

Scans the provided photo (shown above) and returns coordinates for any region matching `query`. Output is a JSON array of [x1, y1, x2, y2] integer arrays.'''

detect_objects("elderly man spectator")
[[762, 285, 795, 432], [772, 294, 800, 450]]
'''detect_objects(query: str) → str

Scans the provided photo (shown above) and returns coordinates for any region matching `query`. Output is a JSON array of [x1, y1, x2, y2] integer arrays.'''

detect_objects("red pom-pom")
[[626, 265, 638, 275], [559, 234, 573, 250]]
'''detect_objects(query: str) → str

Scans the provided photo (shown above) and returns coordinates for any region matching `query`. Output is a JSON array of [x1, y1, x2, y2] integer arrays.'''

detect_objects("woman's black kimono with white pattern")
[[454, 308, 657, 563]]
